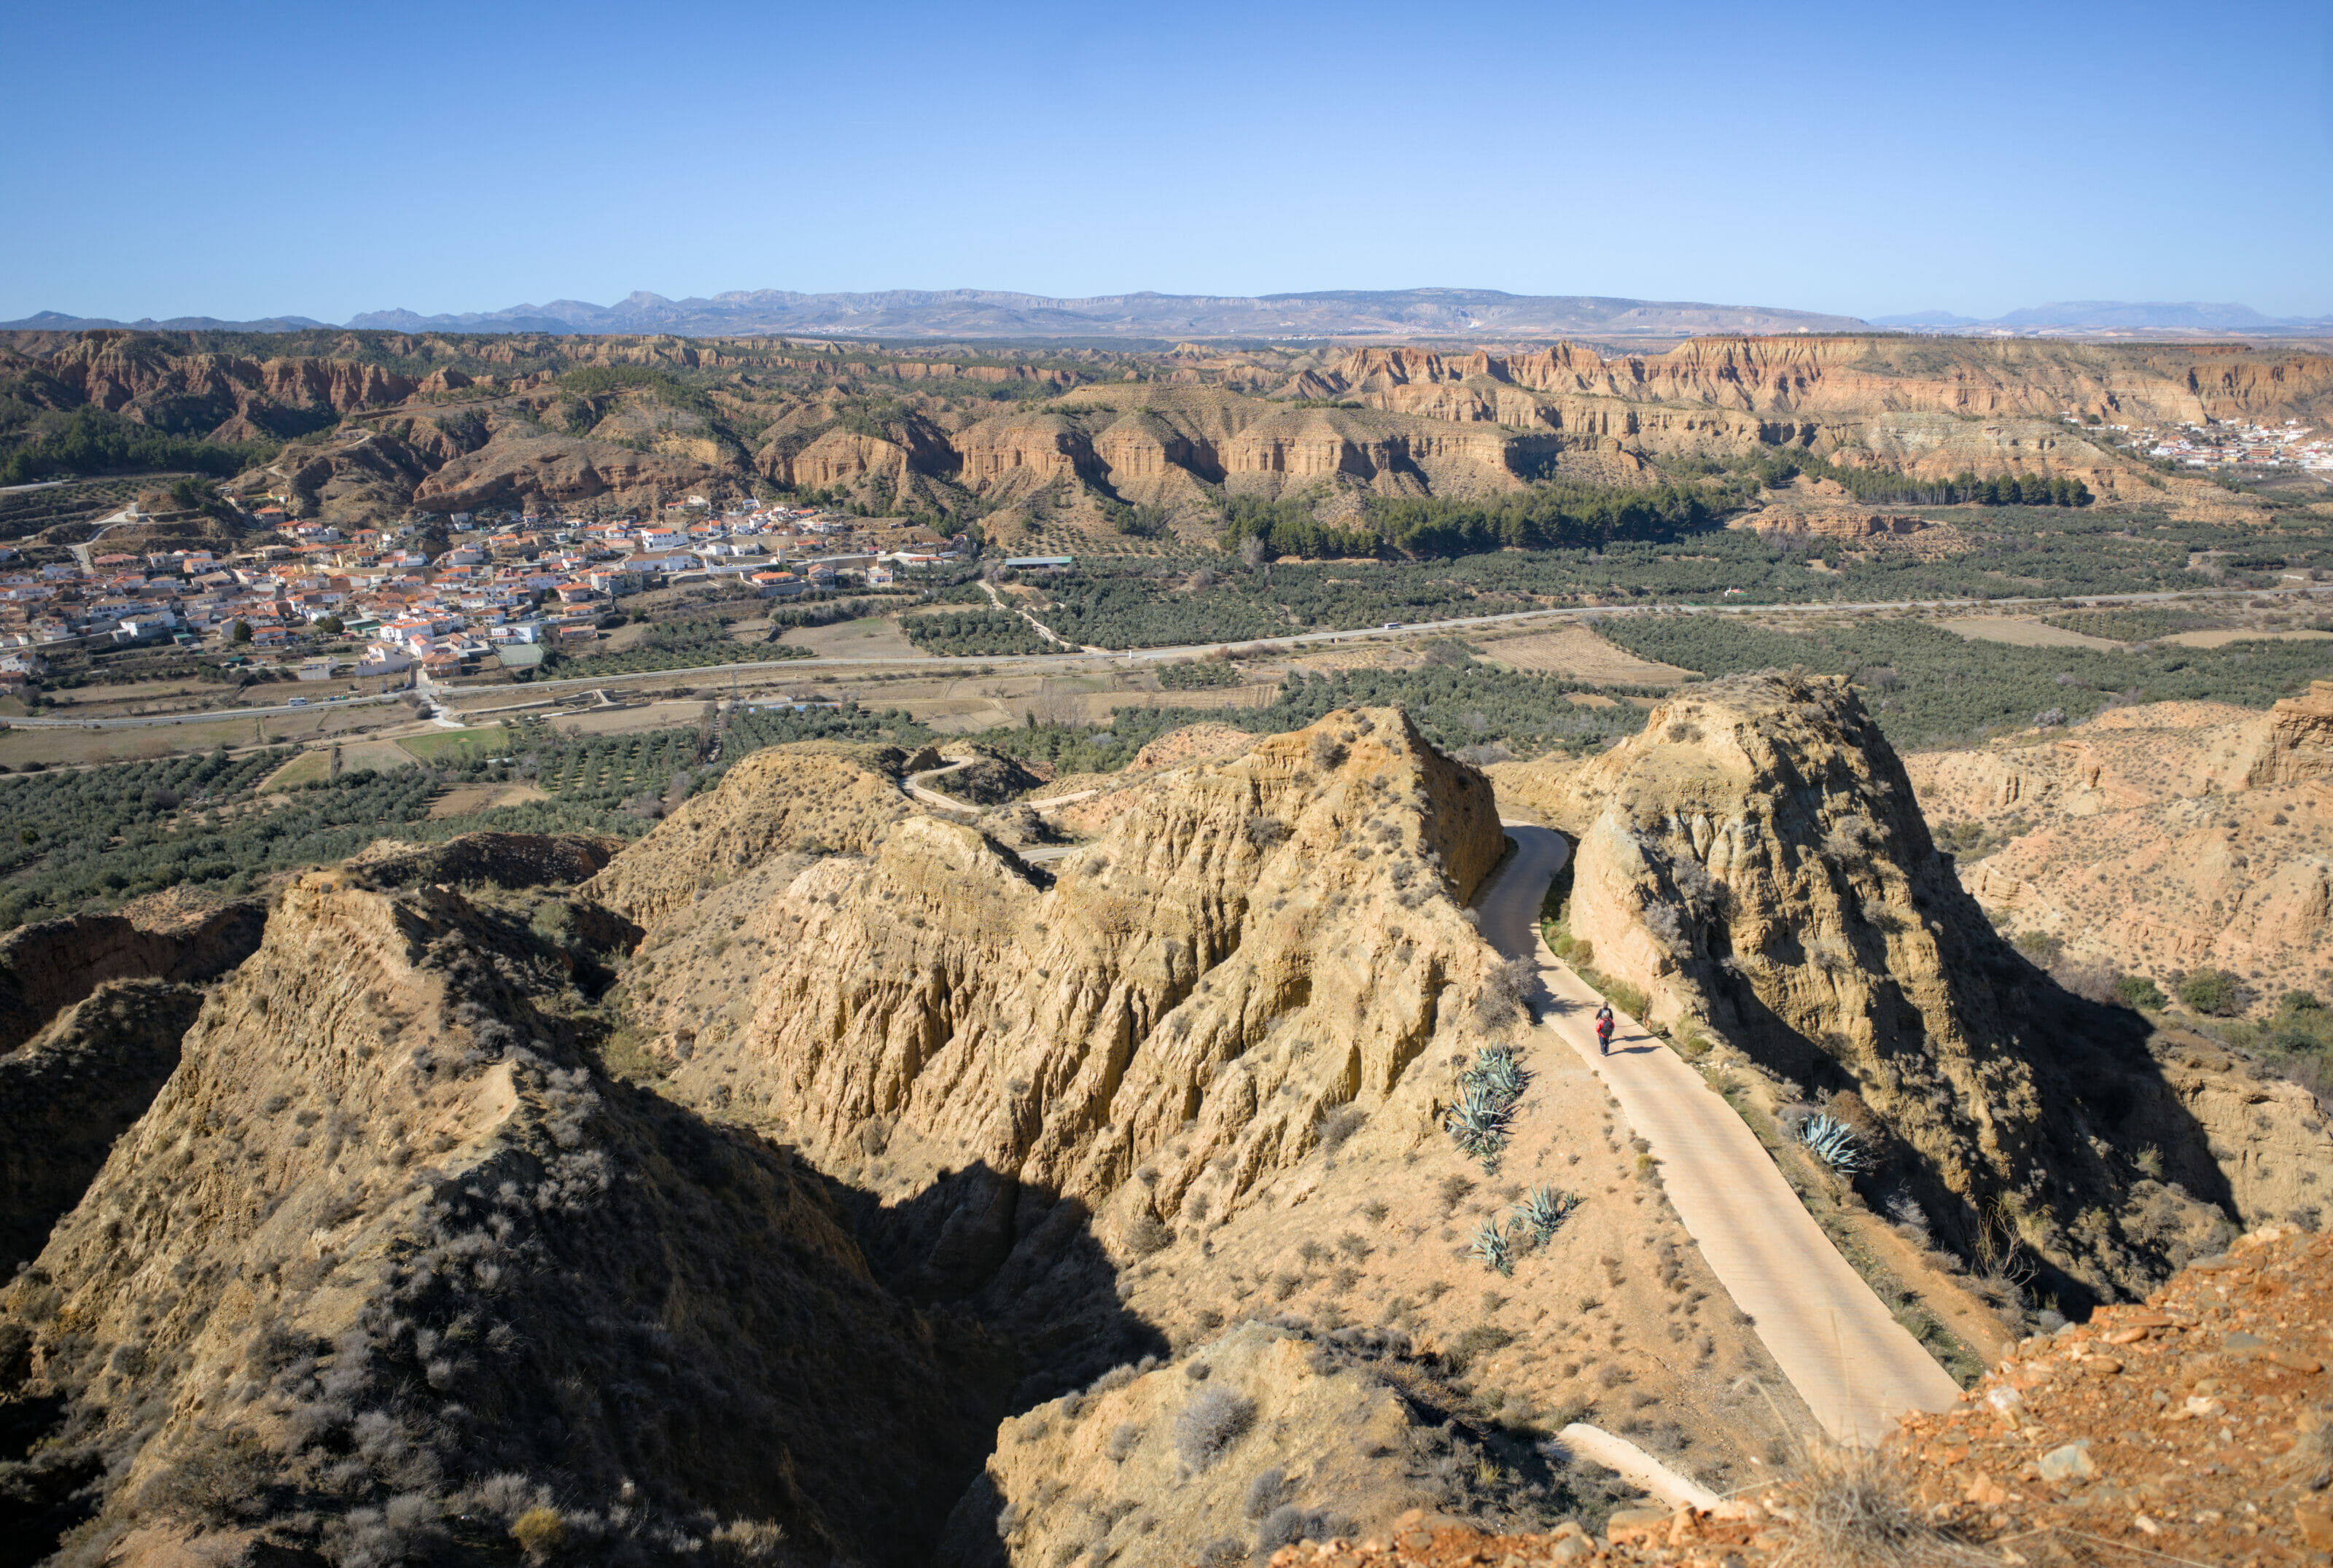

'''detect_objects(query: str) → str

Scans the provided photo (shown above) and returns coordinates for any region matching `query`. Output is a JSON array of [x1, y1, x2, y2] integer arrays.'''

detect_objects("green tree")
[[230, 620, 252, 644]]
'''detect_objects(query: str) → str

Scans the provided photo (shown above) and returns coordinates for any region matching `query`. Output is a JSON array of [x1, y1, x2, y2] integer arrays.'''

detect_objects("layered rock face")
[[0, 874, 1007, 1567], [608, 710, 1507, 1291], [0, 978, 200, 1275], [1515, 674, 2324, 1300], [1904, 687, 2333, 1005], [0, 903, 263, 1055]]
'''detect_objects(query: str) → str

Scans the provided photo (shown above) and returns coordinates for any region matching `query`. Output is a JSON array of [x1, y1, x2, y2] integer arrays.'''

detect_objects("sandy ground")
[[428, 782, 549, 818], [1476, 626, 1696, 685], [548, 701, 709, 736], [1937, 616, 2124, 650], [777, 615, 922, 659]]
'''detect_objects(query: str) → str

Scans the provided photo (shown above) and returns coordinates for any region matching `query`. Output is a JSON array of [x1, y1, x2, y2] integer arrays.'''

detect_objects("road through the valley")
[[1471, 824, 1965, 1445], [10, 582, 2322, 729]]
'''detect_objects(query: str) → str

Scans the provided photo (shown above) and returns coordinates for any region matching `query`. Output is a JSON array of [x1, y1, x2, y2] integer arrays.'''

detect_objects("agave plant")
[[1468, 1217, 1515, 1277], [1515, 1185, 1581, 1247], [1445, 1085, 1513, 1166], [1463, 1042, 1528, 1101], [1799, 1112, 1870, 1176]]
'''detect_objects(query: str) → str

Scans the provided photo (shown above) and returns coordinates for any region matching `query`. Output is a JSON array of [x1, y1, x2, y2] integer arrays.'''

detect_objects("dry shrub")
[[1173, 1387, 1257, 1470], [1777, 1443, 1987, 1567], [510, 1506, 566, 1562]]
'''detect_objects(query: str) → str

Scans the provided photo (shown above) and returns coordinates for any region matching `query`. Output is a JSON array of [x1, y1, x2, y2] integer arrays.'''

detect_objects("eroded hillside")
[[1, 689, 2324, 1568], [1494, 674, 2333, 1307], [7, 328, 2325, 539]]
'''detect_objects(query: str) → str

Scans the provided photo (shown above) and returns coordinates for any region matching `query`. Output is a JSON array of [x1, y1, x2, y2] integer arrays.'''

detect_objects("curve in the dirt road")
[[1471, 823, 1965, 1446]]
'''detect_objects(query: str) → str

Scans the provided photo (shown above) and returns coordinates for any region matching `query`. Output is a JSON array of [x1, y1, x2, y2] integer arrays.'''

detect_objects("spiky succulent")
[[1799, 1113, 1870, 1175], [1462, 1042, 1527, 1101], [1446, 1045, 1529, 1171], [1515, 1185, 1581, 1246], [1468, 1218, 1515, 1276], [1444, 1085, 1513, 1166]]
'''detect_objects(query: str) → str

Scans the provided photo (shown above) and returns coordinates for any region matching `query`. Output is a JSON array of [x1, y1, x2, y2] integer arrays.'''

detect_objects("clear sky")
[[5, 0, 2329, 324]]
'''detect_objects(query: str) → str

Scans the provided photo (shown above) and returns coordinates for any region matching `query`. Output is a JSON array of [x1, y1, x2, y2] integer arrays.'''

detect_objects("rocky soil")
[[1906, 682, 2333, 1007], [4, 689, 2331, 1568], [1279, 1222, 2333, 1567]]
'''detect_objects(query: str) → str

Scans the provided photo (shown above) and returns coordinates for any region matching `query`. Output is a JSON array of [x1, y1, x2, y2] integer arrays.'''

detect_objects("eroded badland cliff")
[[9, 329, 2332, 539], [1, 693, 2326, 1568]]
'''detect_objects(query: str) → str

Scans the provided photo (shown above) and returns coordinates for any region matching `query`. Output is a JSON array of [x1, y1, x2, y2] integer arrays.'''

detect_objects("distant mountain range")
[[5, 291, 2329, 341], [1871, 300, 2333, 333], [4, 289, 1865, 340]]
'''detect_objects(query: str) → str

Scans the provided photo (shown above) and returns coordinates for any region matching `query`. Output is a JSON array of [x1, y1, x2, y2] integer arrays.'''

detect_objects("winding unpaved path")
[[1473, 824, 1964, 1444], [903, 757, 981, 814]]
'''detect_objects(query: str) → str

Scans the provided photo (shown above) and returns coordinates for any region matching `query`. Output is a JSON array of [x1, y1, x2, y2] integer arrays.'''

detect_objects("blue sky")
[[4, 0, 2329, 324]]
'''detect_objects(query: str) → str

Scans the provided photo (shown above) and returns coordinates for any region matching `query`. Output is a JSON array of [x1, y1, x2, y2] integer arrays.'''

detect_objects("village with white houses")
[[0, 495, 973, 694], [2065, 412, 2333, 477]]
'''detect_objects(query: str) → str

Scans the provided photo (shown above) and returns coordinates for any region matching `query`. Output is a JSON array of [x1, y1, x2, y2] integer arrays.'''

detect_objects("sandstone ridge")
[[1506, 673, 2330, 1303]]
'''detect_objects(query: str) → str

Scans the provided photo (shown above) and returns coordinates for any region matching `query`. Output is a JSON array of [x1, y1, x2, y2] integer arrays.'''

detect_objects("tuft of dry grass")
[[1777, 1443, 1987, 1567]]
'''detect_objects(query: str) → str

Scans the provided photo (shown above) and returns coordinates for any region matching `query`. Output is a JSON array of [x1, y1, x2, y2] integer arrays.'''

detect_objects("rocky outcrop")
[[1904, 697, 2333, 1005], [412, 432, 725, 512], [0, 902, 263, 1056], [1514, 673, 2324, 1300], [0, 873, 1008, 1568], [618, 711, 1506, 1284], [349, 831, 623, 890], [0, 978, 200, 1275], [31, 335, 420, 440], [2243, 679, 2333, 787], [940, 1321, 1431, 1568], [584, 742, 915, 926]]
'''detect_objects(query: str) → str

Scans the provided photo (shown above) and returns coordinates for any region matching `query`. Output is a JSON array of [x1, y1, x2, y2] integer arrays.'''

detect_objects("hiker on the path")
[[1594, 1002, 1615, 1056]]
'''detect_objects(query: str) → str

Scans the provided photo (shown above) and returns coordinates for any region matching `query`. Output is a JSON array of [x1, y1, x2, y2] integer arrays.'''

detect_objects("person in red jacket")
[[1594, 1002, 1616, 1056]]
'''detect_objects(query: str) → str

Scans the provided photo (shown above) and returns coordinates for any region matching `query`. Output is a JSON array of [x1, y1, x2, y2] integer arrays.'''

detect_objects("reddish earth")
[[1232, 1224, 2332, 1567]]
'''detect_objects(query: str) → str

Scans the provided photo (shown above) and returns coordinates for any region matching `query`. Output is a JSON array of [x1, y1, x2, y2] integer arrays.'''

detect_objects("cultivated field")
[[1937, 616, 2124, 650], [1473, 623, 1696, 683]]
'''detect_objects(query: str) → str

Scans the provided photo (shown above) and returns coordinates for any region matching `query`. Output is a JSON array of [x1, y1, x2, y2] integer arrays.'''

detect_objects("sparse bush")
[[707, 1519, 790, 1565], [510, 1506, 566, 1562], [1198, 1537, 1247, 1568], [2177, 967, 2246, 1017], [139, 1428, 276, 1525], [1257, 1504, 1335, 1553], [1245, 1466, 1291, 1518], [1445, 1323, 1515, 1375], [1784, 1441, 1985, 1567], [1317, 1101, 1366, 1156], [1476, 956, 1538, 1025], [1123, 1212, 1175, 1256], [1105, 1423, 1142, 1462], [1174, 1387, 1258, 1470]]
